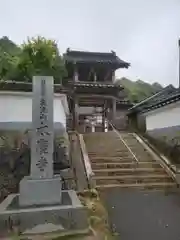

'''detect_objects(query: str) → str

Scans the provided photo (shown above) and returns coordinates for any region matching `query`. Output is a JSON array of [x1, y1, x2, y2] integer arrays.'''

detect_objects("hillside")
[[0, 36, 21, 56], [116, 78, 163, 103]]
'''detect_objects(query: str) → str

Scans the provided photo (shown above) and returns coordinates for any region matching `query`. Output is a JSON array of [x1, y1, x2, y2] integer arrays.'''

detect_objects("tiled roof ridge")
[[143, 89, 180, 110], [64, 49, 130, 69], [129, 84, 176, 111], [66, 49, 116, 56]]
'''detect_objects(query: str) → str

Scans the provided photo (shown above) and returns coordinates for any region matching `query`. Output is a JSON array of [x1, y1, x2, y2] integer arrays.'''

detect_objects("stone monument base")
[[0, 190, 88, 235], [19, 175, 62, 206]]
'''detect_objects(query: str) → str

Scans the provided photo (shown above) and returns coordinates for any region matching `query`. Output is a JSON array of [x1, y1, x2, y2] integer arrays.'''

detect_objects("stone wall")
[[146, 125, 180, 165], [0, 130, 70, 202], [0, 130, 69, 162], [147, 125, 180, 146]]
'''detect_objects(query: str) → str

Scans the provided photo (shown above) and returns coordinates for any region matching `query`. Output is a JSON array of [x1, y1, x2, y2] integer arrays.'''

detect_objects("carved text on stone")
[[35, 79, 51, 173]]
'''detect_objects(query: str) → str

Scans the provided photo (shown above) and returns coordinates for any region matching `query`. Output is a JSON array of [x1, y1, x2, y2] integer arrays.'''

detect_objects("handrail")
[[108, 120, 139, 164], [69, 131, 94, 189], [78, 134, 94, 180]]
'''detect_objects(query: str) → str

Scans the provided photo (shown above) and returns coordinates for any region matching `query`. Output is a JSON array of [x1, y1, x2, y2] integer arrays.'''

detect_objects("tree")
[[0, 36, 21, 80], [116, 77, 163, 103], [15, 36, 67, 83], [0, 48, 19, 80]]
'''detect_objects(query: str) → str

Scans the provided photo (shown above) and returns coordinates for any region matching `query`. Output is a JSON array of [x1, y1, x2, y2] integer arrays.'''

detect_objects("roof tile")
[[64, 50, 130, 68]]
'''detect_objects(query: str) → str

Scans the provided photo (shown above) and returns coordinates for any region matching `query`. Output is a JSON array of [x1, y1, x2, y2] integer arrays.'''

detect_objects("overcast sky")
[[1, 0, 180, 86]]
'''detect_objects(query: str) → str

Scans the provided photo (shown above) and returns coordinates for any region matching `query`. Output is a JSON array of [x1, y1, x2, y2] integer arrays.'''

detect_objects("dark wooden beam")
[[76, 94, 116, 100]]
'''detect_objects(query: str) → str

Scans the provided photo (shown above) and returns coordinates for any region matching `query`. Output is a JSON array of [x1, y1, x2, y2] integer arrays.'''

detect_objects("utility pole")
[[179, 39, 180, 87]]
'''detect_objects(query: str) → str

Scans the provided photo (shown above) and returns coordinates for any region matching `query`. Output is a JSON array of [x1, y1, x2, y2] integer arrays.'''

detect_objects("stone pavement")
[[100, 188, 180, 240]]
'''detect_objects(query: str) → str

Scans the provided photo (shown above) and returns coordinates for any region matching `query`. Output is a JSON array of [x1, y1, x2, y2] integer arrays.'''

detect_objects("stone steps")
[[88, 153, 131, 158], [90, 156, 133, 160], [96, 182, 177, 190], [88, 149, 153, 158], [90, 156, 154, 163], [83, 131, 177, 190], [93, 167, 165, 176], [92, 161, 160, 169], [94, 174, 172, 185], [90, 157, 134, 163]]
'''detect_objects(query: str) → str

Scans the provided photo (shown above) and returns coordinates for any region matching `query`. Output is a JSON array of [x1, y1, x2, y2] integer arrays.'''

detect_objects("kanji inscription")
[[35, 80, 50, 172], [31, 76, 54, 178]]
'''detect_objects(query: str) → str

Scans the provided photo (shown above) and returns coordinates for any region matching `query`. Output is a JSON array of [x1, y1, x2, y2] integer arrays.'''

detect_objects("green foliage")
[[0, 37, 20, 80], [0, 36, 164, 98], [16, 36, 67, 83], [116, 77, 163, 103], [0, 36, 67, 83], [0, 36, 21, 56]]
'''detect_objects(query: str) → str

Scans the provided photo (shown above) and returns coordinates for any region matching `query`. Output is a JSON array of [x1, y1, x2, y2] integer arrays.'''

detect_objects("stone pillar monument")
[[19, 76, 62, 207], [30, 76, 54, 179], [0, 76, 88, 234]]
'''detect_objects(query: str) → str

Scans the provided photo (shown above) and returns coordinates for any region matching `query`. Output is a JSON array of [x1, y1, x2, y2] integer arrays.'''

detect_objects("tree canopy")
[[115, 78, 163, 103], [0, 36, 66, 83]]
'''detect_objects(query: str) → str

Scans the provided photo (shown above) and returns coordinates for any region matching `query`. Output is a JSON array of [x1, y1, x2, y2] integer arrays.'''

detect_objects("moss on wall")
[[144, 132, 180, 166]]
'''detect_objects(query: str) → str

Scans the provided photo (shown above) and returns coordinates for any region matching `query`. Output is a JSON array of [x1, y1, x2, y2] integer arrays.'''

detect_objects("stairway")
[[83, 131, 177, 190]]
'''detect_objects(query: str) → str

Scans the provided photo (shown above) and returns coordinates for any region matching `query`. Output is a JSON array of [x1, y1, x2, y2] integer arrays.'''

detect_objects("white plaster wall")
[[78, 106, 103, 115], [0, 92, 67, 129], [78, 106, 95, 115], [145, 101, 180, 131]]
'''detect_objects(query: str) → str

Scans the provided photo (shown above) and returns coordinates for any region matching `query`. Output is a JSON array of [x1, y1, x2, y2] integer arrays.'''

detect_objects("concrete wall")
[[0, 91, 70, 164], [78, 106, 96, 115], [144, 101, 180, 145], [0, 91, 68, 131]]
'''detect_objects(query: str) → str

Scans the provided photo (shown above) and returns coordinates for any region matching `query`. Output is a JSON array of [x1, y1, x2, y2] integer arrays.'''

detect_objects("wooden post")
[[112, 98, 116, 122], [72, 101, 75, 130], [179, 39, 180, 87], [112, 70, 115, 83], [104, 70, 111, 81], [88, 67, 96, 82], [92, 122, 95, 132], [104, 100, 108, 132], [73, 63, 78, 82], [102, 101, 106, 132], [94, 71, 97, 82], [74, 97, 79, 130]]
